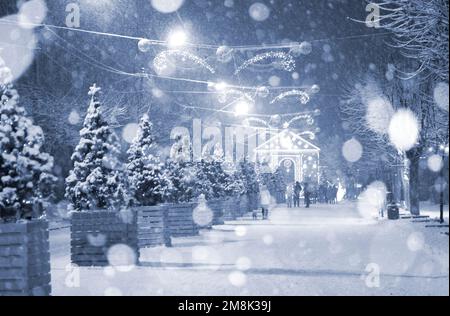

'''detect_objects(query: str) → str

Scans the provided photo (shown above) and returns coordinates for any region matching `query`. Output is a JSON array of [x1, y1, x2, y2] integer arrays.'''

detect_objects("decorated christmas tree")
[[65, 84, 127, 211], [0, 61, 56, 222], [127, 113, 169, 206]]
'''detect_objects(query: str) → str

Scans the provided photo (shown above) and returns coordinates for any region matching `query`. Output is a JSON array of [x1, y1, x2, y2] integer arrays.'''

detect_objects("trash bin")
[[387, 204, 400, 220]]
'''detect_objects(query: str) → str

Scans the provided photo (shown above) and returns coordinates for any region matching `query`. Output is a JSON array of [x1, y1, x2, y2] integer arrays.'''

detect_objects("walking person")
[[304, 182, 311, 208], [332, 185, 338, 204], [326, 184, 333, 204], [319, 183, 326, 203], [286, 183, 294, 208], [293, 182, 302, 208], [260, 185, 271, 220]]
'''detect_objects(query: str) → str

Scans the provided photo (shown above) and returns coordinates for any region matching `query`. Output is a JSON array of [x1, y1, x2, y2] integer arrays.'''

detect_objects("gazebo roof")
[[255, 129, 320, 154]]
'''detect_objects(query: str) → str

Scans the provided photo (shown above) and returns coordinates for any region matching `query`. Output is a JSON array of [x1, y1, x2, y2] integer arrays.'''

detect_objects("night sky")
[[1, 0, 395, 145]]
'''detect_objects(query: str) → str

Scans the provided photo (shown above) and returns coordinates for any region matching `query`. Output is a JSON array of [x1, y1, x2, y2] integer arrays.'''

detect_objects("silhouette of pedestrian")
[[304, 182, 311, 208], [294, 182, 302, 208]]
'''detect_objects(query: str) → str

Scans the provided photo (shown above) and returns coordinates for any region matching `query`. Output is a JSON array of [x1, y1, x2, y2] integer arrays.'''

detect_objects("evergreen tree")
[[127, 113, 169, 206], [224, 170, 245, 197], [194, 144, 230, 200], [0, 62, 56, 222], [65, 84, 127, 211], [163, 134, 195, 203], [236, 158, 260, 195], [163, 159, 195, 203]]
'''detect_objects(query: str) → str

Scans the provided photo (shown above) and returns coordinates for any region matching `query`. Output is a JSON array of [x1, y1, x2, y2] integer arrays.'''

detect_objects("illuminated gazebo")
[[255, 129, 321, 184]]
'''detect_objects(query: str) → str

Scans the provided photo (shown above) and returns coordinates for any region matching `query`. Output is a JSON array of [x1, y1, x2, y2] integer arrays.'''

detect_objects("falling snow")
[[0, 0, 447, 298]]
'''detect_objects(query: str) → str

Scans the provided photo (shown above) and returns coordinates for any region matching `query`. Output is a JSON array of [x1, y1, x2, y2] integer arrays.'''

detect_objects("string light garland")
[[270, 89, 312, 105], [179, 102, 319, 118], [0, 19, 391, 92], [286, 114, 316, 127], [153, 50, 216, 74], [234, 52, 296, 75], [217, 88, 254, 104], [243, 117, 270, 128], [0, 18, 328, 122], [0, 18, 393, 52]]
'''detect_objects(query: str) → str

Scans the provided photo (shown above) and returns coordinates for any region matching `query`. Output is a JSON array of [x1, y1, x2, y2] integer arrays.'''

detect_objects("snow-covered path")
[[50, 202, 449, 296]]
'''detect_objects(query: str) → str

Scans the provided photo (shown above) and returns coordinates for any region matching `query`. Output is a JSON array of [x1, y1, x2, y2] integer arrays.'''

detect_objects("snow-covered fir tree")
[[65, 84, 127, 211], [127, 113, 169, 206], [236, 158, 260, 195], [163, 134, 195, 203], [193, 143, 231, 200], [224, 170, 245, 197], [0, 62, 56, 222]]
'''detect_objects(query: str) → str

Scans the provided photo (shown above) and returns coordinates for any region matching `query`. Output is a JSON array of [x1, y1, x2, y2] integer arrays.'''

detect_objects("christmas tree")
[[127, 113, 169, 206], [65, 84, 127, 211], [193, 144, 231, 200], [236, 158, 260, 195], [163, 134, 195, 203], [224, 170, 245, 197], [0, 61, 56, 222]]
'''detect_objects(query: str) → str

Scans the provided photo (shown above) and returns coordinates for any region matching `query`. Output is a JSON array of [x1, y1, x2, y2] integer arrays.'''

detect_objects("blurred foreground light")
[[214, 81, 228, 91], [234, 101, 250, 116], [167, 30, 188, 48]]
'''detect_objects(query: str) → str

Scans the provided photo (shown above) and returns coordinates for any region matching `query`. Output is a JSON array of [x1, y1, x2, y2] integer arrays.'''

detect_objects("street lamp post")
[[440, 160, 444, 223], [439, 145, 449, 224]]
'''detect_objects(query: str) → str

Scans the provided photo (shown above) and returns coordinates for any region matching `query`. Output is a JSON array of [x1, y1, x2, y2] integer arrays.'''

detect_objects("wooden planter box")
[[207, 200, 225, 225], [71, 211, 139, 267], [134, 206, 171, 248], [165, 203, 199, 237], [0, 219, 51, 296]]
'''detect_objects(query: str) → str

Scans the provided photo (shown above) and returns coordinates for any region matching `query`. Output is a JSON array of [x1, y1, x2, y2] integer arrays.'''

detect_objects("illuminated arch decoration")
[[254, 129, 321, 183]]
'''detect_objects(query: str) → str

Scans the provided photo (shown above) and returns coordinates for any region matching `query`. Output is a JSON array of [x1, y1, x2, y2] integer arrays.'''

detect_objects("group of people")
[[285, 181, 339, 208], [254, 181, 341, 220], [285, 182, 313, 209], [318, 182, 338, 204]]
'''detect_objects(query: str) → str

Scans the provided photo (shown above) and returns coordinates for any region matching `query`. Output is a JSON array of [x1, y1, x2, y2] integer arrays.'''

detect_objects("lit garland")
[[270, 90, 311, 105], [216, 88, 254, 104], [243, 117, 270, 128], [298, 131, 316, 140], [153, 50, 216, 74], [234, 52, 295, 75], [286, 114, 314, 127], [226, 89, 254, 102]]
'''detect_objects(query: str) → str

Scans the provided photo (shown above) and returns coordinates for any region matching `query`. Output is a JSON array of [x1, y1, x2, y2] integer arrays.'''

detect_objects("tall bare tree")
[[373, 0, 449, 81], [340, 67, 448, 214]]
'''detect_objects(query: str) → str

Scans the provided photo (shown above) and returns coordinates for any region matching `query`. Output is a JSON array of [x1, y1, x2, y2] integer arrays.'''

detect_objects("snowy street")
[[50, 202, 449, 296]]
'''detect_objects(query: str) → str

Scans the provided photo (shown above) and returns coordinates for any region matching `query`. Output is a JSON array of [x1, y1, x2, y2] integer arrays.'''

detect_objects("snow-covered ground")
[[49, 202, 449, 296], [419, 201, 449, 222]]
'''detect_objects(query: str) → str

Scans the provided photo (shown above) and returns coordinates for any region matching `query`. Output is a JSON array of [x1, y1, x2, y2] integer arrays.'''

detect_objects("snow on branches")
[[127, 113, 170, 206], [65, 84, 128, 211], [372, 0, 449, 81], [0, 62, 56, 222]]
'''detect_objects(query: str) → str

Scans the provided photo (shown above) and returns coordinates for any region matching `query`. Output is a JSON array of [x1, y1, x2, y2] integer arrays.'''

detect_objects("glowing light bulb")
[[235, 101, 250, 116], [215, 82, 228, 91], [167, 30, 188, 48]]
